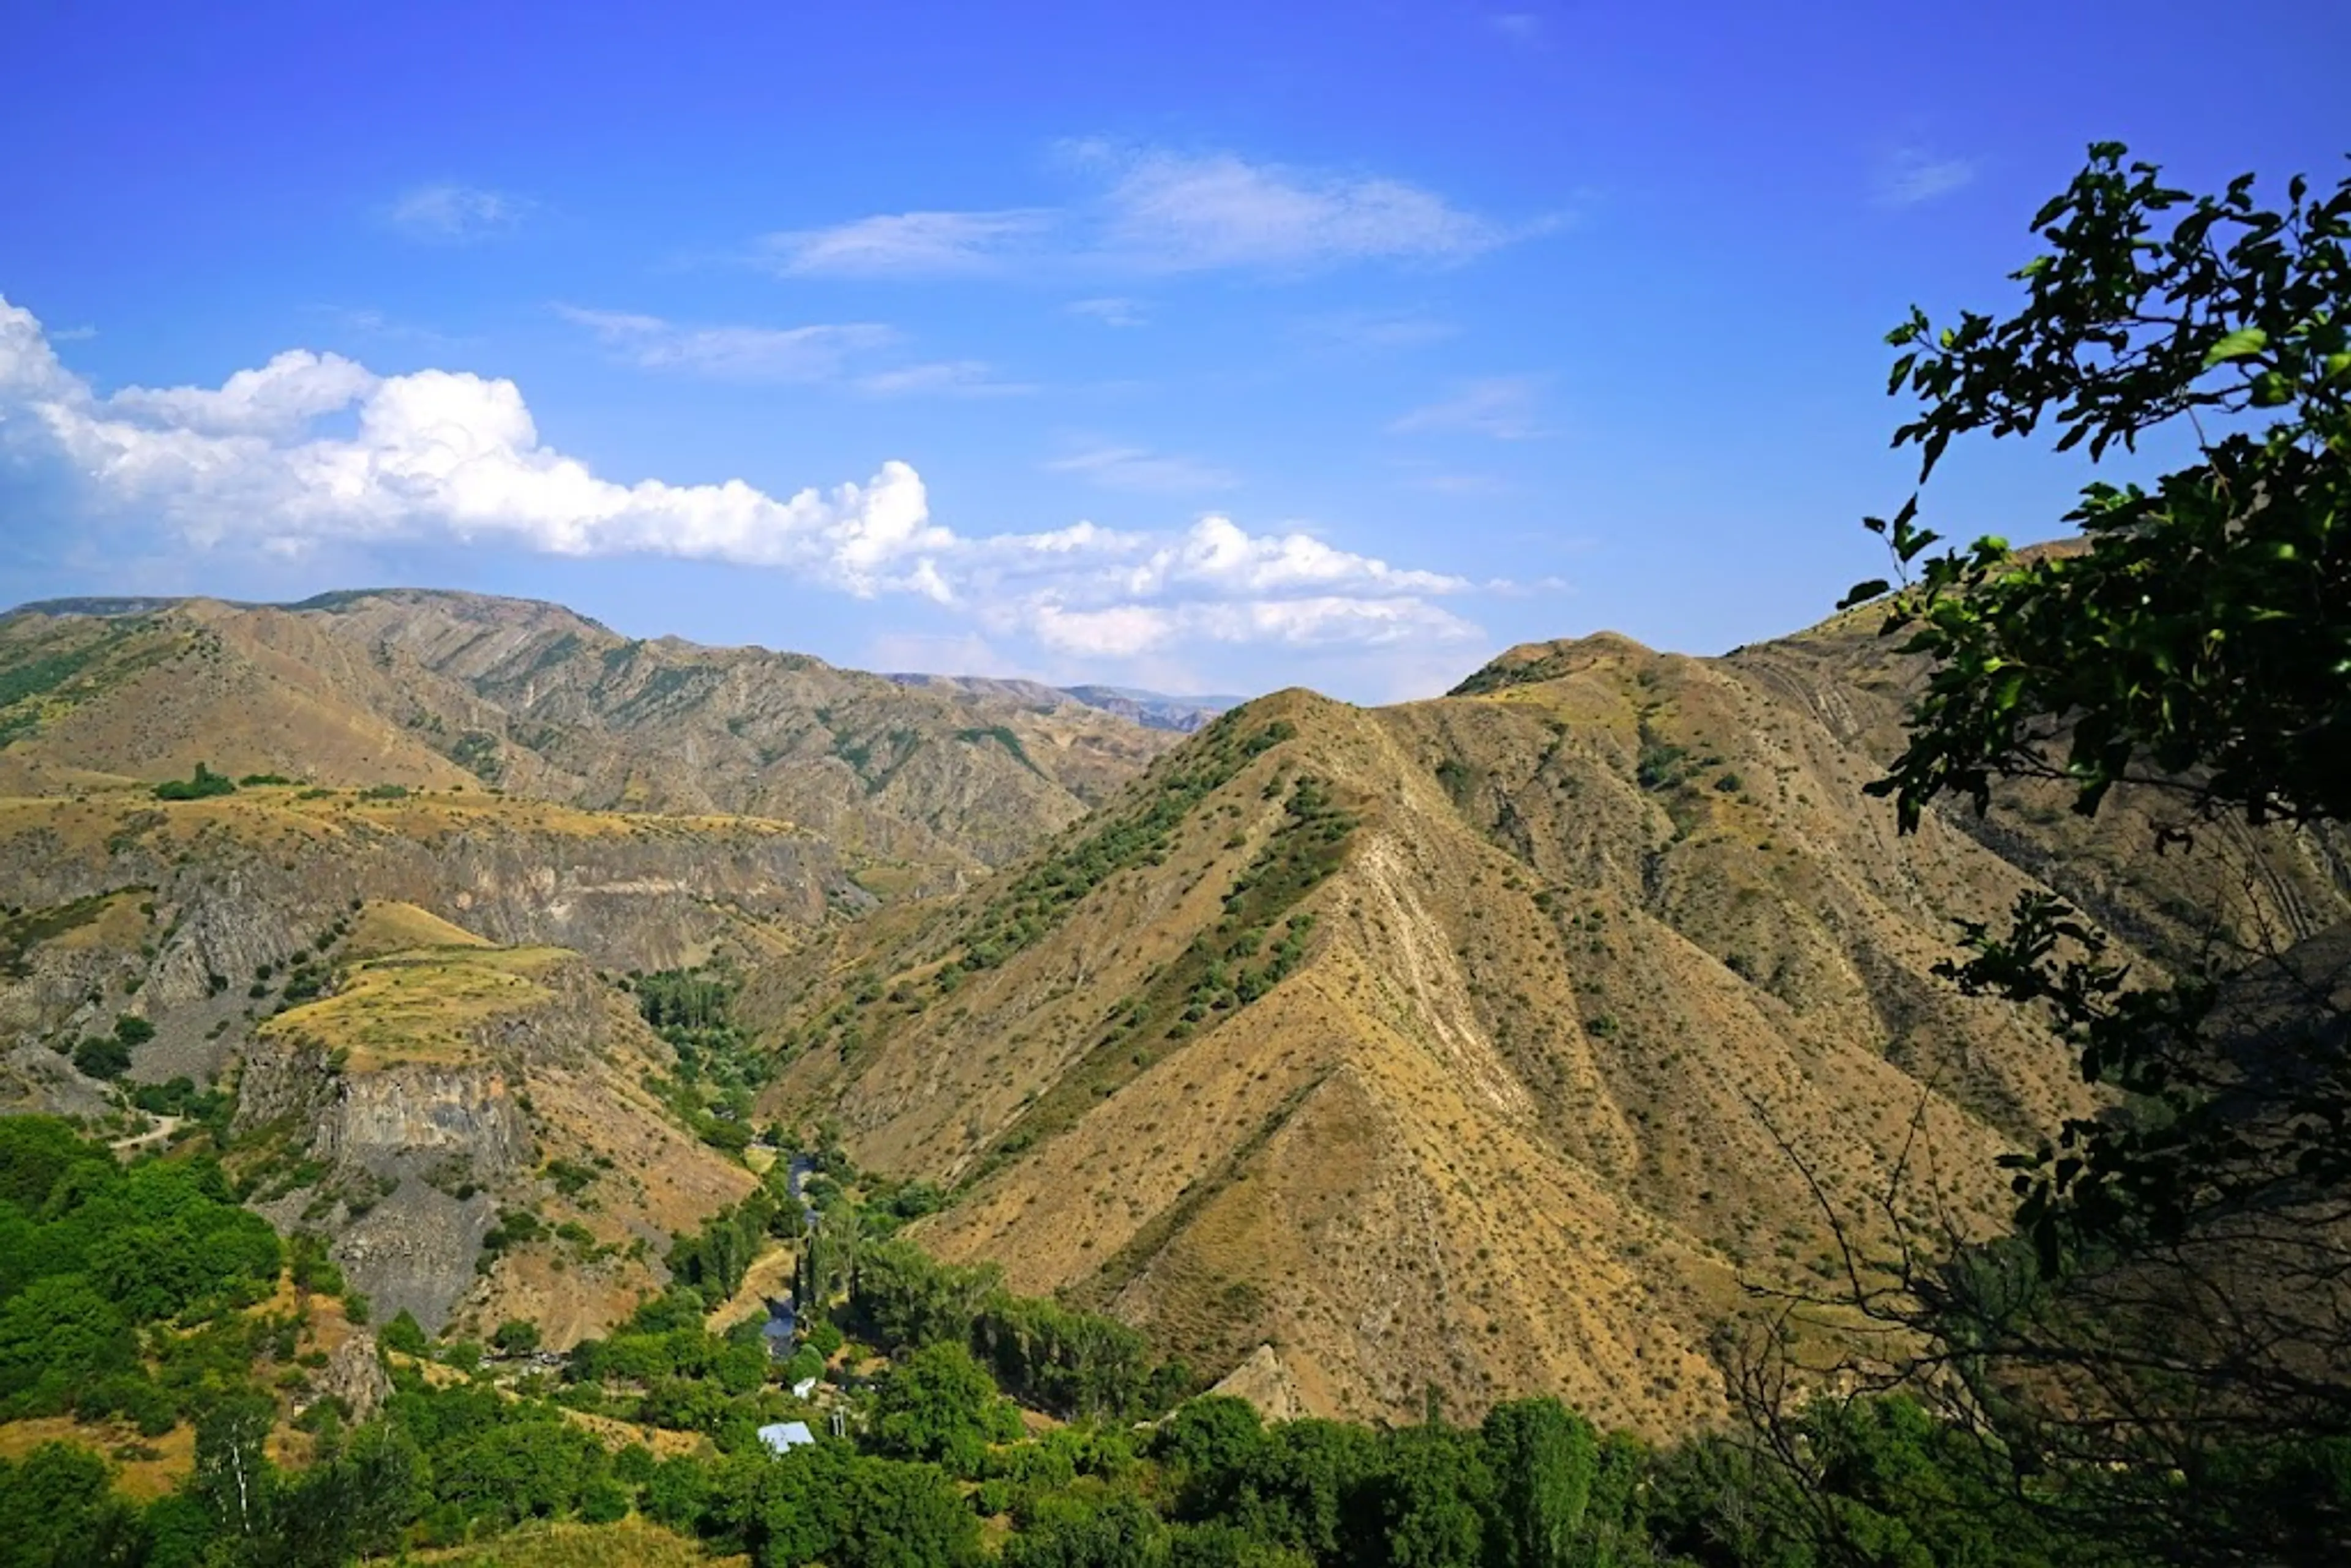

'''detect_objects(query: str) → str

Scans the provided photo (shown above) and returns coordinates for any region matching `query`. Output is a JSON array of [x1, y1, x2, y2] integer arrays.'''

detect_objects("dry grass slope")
[[0, 590, 1176, 880], [749, 623, 2351, 1438]]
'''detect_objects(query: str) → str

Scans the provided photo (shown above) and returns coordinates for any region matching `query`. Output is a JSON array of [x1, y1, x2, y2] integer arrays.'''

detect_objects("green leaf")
[[1838, 580, 1892, 610], [2199, 326, 2269, 368]]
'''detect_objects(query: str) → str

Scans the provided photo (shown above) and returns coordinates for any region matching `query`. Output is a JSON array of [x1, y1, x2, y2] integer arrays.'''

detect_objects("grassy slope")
[[0, 593, 1177, 877], [748, 628, 2351, 1438]]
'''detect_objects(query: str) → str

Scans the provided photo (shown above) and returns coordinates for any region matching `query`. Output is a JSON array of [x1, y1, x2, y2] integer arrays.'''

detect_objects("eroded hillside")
[[0, 590, 1177, 880], [0, 784, 855, 1114], [232, 930, 754, 1342], [748, 623, 2351, 1437]]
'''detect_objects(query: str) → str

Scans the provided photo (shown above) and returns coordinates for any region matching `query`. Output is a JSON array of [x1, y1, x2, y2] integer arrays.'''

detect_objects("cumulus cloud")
[[106, 351, 383, 437], [0, 295, 1485, 662], [3, 297, 947, 595], [388, 182, 529, 242], [1025, 595, 1477, 660], [1129, 516, 1469, 599]]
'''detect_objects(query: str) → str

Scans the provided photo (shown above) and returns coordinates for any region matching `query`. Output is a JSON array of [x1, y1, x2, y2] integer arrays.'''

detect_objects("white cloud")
[[1067, 296, 1145, 326], [754, 144, 1532, 283], [1389, 376, 1547, 440], [0, 295, 1487, 662], [558, 306, 895, 381], [1130, 516, 1469, 599], [1044, 445, 1236, 493], [855, 360, 1032, 398], [107, 350, 380, 437], [0, 304, 83, 402], [305, 306, 463, 350], [1076, 143, 1507, 272], [560, 307, 1029, 396], [1878, 148, 1978, 207], [758, 209, 1052, 278], [1411, 471, 1512, 497], [1023, 593, 1477, 661], [388, 182, 528, 242], [1299, 310, 1456, 350], [4, 296, 948, 596]]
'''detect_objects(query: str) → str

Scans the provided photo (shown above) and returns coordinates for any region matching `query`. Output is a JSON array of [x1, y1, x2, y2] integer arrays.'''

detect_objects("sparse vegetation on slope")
[[751, 626, 2349, 1437]]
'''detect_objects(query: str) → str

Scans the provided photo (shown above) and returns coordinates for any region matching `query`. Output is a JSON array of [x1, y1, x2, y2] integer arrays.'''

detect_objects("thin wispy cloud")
[[1389, 375, 1547, 440], [1076, 142, 1510, 273], [1415, 472, 1512, 497], [305, 306, 463, 350], [1044, 445, 1237, 493], [855, 359, 1033, 398], [1488, 12, 1544, 45], [1299, 309, 1456, 350], [758, 209, 1052, 278], [558, 306, 895, 381], [386, 182, 530, 242], [1068, 296, 1146, 326], [1878, 147, 1978, 207], [755, 144, 1536, 282]]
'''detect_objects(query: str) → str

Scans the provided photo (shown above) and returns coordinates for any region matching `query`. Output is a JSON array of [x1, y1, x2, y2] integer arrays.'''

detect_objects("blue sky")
[[1, 0, 2343, 701]]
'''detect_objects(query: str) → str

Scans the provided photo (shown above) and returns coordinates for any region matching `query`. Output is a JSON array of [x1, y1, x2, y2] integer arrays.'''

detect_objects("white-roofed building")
[[757, 1420, 817, 1456]]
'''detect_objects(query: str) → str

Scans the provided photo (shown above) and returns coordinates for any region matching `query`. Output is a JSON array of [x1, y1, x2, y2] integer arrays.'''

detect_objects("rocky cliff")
[[234, 943, 750, 1338]]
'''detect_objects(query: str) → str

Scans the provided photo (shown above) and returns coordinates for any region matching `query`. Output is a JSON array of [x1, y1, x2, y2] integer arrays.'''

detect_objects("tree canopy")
[[1831, 143, 2351, 1564]]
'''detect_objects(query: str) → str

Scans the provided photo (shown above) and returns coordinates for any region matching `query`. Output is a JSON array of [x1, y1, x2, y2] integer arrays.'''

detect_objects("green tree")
[[381, 1308, 429, 1356], [70, 1034, 132, 1081], [1002, 1493, 1169, 1568], [1364, 1427, 1493, 1568], [870, 1340, 1021, 1476], [0, 1275, 134, 1414], [1153, 1395, 1270, 1521], [0, 1442, 149, 1568], [1834, 143, 2351, 1565], [712, 1442, 980, 1568], [1237, 1419, 1381, 1561], [1480, 1399, 1599, 1568], [192, 1391, 278, 1546], [492, 1318, 542, 1356]]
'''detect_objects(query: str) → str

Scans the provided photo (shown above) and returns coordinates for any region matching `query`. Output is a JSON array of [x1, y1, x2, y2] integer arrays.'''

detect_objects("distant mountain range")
[[0, 589, 1181, 878], [888, 672, 1245, 733]]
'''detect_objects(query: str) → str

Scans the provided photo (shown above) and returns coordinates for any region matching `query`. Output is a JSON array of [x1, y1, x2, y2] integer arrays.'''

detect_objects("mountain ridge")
[[0, 588, 1181, 879], [7, 583, 2345, 1446], [745, 617, 2351, 1435]]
